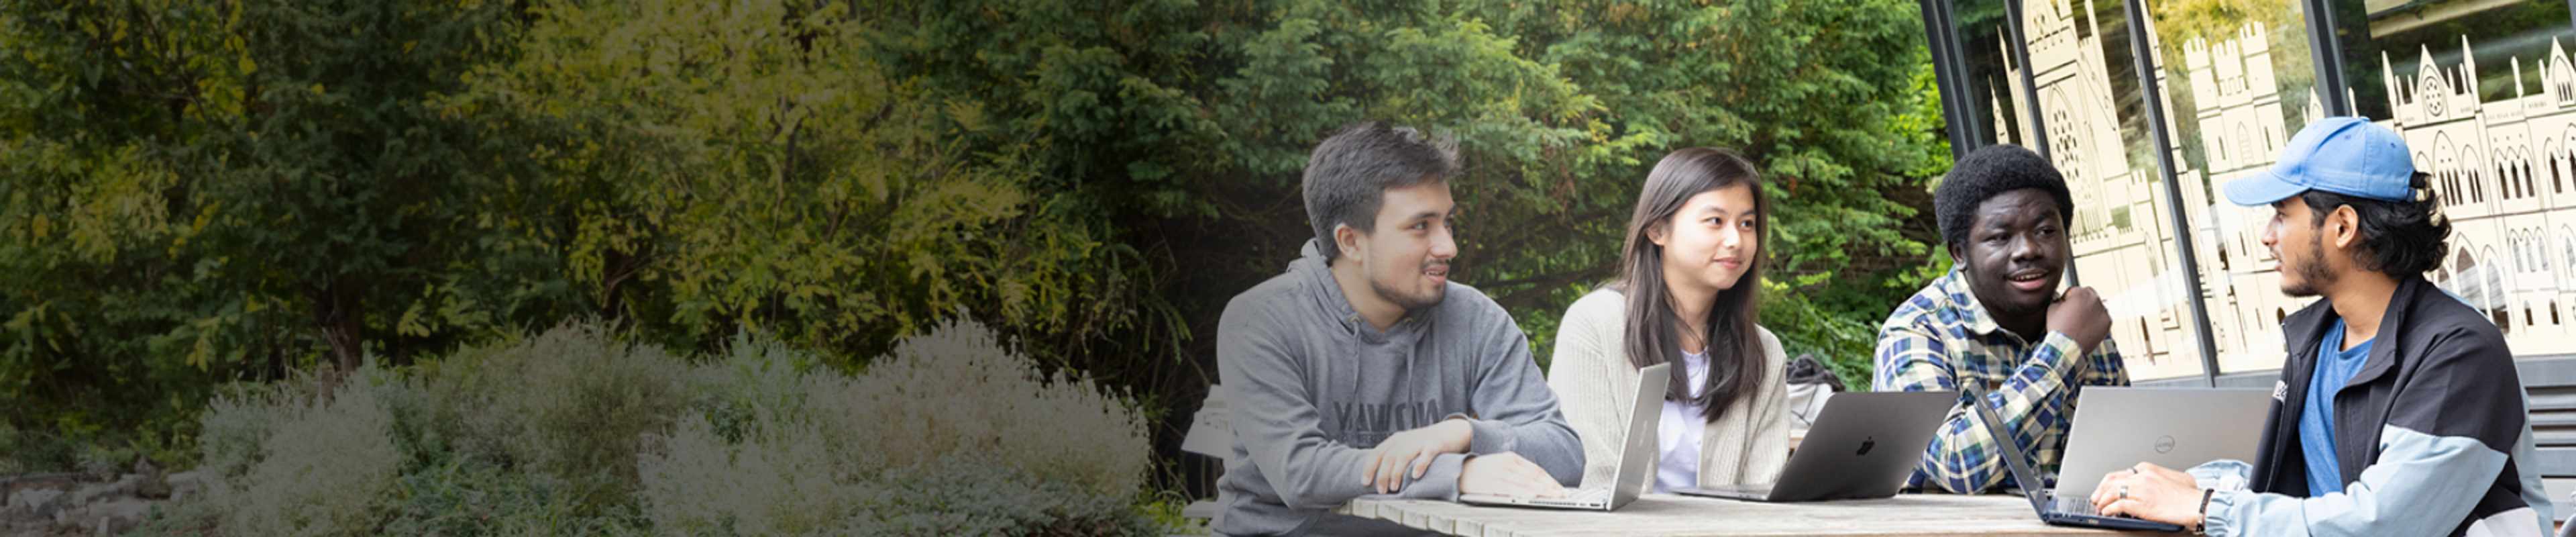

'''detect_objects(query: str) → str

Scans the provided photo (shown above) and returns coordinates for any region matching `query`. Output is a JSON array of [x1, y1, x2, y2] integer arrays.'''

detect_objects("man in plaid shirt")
[[1874, 145, 2127, 495]]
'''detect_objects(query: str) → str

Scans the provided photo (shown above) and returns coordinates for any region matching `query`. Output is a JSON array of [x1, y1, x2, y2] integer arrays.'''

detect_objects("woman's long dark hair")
[[1615, 148, 1769, 423]]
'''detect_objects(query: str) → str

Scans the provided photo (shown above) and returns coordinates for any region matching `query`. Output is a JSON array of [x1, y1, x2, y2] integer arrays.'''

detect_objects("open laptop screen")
[[1966, 386, 2052, 513]]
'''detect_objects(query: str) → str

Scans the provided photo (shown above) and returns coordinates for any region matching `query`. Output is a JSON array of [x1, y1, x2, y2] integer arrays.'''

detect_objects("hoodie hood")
[[1291, 238, 1422, 345]]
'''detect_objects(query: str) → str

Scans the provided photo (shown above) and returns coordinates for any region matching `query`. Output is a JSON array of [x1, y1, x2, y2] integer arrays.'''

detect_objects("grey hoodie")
[[1212, 240, 1584, 536]]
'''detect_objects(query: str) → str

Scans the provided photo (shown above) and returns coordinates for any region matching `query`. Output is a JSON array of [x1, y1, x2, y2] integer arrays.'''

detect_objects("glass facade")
[[2147, 0, 2331, 379], [2337, 0, 2576, 358], [1921, 0, 2576, 383], [1998, 0, 2215, 381], [1955, 0, 2038, 150]]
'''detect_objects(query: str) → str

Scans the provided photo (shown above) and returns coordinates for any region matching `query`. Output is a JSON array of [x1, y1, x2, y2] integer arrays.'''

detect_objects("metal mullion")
[[2123, 0, 2227, 386], [1924, 0, 1978, 158], [2305, 0, 2355, 116], [2004, 0, 2053, 162]]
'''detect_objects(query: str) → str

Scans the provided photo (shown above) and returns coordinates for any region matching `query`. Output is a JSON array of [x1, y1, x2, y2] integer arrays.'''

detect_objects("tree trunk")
[[312, 281, 364, 372], [600, 246, 641, 322]]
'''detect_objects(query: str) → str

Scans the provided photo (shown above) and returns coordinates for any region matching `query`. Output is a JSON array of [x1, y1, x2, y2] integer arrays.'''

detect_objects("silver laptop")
[[1457, 362, 1667, 511], [2048, 387, 2270, 509], [1672, 390, 1956, 501], [1970, 385, 2185, 532]]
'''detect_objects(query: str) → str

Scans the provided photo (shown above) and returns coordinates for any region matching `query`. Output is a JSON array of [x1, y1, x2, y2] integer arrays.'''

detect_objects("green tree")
[[439, 0, 1141, 364], [0, 0, 1161, 469], [2, 0, 1950, 481], [1, 0, 543, 462], [1467, 0, 1952, 372], [853, 0, 1950, 395]]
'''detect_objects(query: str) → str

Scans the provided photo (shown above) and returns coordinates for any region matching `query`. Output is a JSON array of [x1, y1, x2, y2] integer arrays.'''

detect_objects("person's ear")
[[1646, 221, 1671, 248], [1334, 223, 1367, 264], [2328, 206, 2361, 250]]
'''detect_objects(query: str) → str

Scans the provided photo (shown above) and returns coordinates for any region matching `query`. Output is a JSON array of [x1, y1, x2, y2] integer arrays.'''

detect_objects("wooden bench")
[[2516, 357, 2576, 524], [1179, 385, 1234, 524]]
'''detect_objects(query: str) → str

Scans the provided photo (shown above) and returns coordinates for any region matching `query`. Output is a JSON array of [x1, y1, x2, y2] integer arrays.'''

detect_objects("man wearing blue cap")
[[2088, 117, 2553, 536]]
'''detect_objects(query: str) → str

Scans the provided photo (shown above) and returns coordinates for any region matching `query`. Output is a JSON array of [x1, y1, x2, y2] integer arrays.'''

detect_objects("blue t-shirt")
[[2300, 322, 2373, 495]]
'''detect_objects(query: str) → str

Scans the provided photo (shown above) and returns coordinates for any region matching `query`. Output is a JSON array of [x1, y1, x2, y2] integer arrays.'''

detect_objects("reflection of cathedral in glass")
[[1995, 0, 2210, 381], [1994, 0, 2576, 379], [2188, 23, 2327, 377], [2383, 37, 2576, 357]]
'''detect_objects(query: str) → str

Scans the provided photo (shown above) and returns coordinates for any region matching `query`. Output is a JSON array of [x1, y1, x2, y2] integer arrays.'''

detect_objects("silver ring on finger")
[[2117, 485, 2129, 500]]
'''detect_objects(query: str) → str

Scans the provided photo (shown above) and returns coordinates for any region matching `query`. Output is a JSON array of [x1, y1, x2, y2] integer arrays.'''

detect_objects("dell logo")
[[1856, 436, 1876, 456], [2155, 435, 2176, 454]]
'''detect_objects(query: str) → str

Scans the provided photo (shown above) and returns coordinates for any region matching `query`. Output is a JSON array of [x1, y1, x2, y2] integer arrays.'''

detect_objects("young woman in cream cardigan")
[[1548, 148, 1790, 493]]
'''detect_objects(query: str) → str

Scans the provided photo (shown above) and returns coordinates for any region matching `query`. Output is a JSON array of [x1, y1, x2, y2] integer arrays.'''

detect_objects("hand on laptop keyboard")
[[1460, 453, 1569, 498]]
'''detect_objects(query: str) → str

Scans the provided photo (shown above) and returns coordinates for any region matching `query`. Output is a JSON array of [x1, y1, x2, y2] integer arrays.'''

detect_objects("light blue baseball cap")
[[2222, 116, 2416, 206]]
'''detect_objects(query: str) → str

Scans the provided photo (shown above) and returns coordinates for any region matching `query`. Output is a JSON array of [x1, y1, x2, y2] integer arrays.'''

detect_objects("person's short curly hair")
[[1935, 144, 2075, 250]]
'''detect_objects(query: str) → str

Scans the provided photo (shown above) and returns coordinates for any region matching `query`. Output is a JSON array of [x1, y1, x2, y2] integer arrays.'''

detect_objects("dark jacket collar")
[[2259, 275, 2435, 497], [2279, 275, 2431, 397]]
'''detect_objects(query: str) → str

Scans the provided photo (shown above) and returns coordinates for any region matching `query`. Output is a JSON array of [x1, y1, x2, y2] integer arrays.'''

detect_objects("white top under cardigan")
[[1545, 289, 1792, 491], [1656, 350, 1710, 493]]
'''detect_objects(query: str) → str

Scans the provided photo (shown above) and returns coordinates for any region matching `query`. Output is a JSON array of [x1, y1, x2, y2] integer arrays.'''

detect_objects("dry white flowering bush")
[[207, 375, 401, 536], [838, 316, 1150, 495], [639, 317, 1153, 535], [172, 318, 1152, 536]]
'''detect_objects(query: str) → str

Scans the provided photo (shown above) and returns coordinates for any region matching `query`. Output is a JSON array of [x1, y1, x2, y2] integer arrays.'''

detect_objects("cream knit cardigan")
[[1545, 289, 1791, 489]]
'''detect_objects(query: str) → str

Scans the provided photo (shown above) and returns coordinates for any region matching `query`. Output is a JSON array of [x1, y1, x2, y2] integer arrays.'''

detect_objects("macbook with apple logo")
[[1673, 389, 1956, 502]]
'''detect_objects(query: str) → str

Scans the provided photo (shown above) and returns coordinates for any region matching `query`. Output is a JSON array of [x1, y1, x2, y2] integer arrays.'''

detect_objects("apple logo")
[[1856, 436, 1876, 456]]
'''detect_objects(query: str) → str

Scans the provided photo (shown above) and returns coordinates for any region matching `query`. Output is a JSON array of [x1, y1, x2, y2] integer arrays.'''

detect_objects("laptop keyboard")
[[1561, 488, 1611, 503], [2051, 494, 2100, 516]]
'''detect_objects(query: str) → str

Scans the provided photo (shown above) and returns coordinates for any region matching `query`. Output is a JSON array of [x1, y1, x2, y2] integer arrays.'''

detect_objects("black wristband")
[[2196, 488, 2216, 534]]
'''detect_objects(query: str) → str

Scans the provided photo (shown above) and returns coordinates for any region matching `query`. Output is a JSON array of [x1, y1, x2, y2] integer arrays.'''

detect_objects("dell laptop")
[[1972, 386, 2186, 532], [2051, 387, 2271, 507]]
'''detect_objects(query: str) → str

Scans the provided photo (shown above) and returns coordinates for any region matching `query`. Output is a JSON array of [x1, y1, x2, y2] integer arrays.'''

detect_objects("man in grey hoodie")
[[1213, 122, 1585, 536]]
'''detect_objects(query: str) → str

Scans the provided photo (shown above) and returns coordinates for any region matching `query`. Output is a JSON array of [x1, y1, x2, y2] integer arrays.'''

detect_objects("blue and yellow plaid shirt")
[[1872, 268, 2129, 494]]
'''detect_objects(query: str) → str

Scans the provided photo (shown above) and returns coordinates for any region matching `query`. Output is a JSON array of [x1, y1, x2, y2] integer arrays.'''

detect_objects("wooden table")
[[1340, 493, 2161, 536]]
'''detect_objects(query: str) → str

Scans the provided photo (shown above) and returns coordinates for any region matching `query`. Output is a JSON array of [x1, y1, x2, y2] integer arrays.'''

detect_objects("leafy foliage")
[[2, 0, 1947, 484], [853, 0, 1951, 393], [441, 0, 1144, 362], [0, 0, 1136, 470]]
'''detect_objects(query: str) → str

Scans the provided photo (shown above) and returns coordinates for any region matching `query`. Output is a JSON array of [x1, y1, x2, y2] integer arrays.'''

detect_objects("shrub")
[[161, 319, 1157, 535], [0, 424, 21, 475], [837, 315, 1150, 494], [435, 324, 694, 513], [639, 317, 1154, 535], [853, 456, 1157, 536], [206, 371, 401, 536], [375, 330, 662, 535], [380, 458, 647, 536], [128, 493, 224, 536], [0, 420, 89, 476]]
